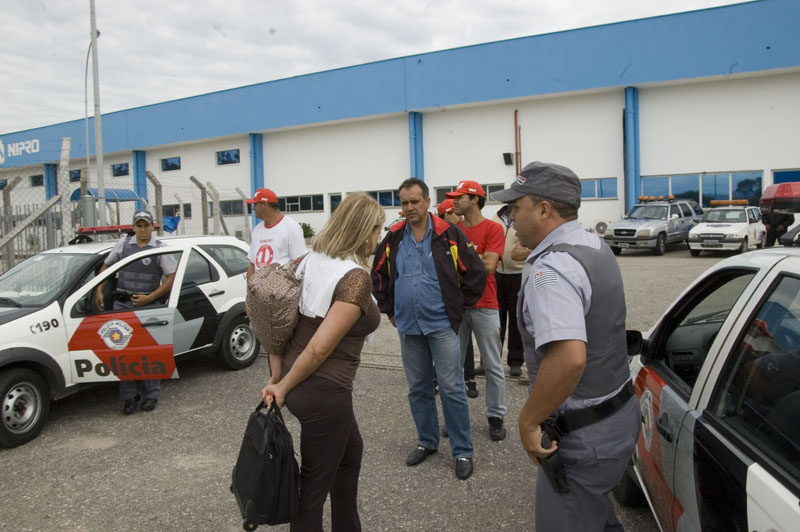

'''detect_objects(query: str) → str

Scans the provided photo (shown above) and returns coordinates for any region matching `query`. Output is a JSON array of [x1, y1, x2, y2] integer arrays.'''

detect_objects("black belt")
[[551, 380, 634, 437]]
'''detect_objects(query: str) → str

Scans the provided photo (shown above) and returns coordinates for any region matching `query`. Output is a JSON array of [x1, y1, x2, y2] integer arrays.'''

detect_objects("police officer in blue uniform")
[[97, 210, 177, 415], [492, 162, 641, 531]]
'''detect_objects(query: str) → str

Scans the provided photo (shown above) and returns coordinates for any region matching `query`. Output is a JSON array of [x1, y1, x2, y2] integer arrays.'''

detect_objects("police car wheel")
[[738, 237, 748, 254], [690, 249, 701, 257], [611, 246, 622, 256], [217, 315, 260, 370], [654, 234, 666, 256], [0, 369, 50, 448], [612, 466, 646, 507]]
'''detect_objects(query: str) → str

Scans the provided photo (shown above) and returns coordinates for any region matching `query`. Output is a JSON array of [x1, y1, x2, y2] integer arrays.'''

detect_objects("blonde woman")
[[261, 192, 385, 532]]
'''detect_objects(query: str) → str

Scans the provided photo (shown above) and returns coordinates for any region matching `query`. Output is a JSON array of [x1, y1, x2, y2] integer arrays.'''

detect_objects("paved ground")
[[0, 245, 727, 531]]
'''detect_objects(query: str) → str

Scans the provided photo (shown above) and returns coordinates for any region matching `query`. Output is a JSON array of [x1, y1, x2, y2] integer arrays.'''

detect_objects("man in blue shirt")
[[373, 178, 486, 480]]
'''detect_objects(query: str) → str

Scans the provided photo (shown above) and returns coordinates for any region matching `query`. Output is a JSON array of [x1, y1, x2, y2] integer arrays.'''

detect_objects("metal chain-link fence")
[[1, 142, 253, 273]]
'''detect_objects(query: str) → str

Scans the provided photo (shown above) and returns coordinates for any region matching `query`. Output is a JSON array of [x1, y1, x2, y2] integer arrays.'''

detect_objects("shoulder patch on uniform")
[[533, 269, 558, 289]]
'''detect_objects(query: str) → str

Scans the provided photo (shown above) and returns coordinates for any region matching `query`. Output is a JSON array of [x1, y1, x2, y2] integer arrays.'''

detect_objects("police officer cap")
[[491, 161, 582, 209], [133, 210, 154, 224]]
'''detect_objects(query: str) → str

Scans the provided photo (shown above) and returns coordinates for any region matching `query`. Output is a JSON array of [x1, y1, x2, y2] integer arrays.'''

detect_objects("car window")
[[0, 253, 99, 307], [183, 249, 215, 287], [693, 204, 705, 216], [709, 274, 800, 483], [83, 250, 182, 316], [680, 203, 692, 217], [199, 244, 249, 277], [670, 204, 680, 218], [652, 270, 756, 391]]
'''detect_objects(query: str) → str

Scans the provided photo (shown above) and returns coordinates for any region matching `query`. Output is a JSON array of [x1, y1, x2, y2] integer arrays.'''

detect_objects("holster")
[[539, 419, 569, 494], [114, 288, 135, 301]]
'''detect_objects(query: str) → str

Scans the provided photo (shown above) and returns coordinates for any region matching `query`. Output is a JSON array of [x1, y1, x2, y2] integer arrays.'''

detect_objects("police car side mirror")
[[626, 330, 643, 357], [74, 296, 88, 317]]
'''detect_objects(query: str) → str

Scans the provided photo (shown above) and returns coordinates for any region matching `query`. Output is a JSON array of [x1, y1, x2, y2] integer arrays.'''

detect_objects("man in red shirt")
[[448, 181, 508, 440]]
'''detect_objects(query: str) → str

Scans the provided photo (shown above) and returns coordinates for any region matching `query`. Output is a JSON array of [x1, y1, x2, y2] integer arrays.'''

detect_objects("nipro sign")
[[0, 138, 40, 166]]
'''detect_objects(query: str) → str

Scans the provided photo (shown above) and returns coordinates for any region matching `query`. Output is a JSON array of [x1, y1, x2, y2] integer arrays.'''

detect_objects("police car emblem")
[[640, 388, 654, 452], [98, 320, 133, 350]]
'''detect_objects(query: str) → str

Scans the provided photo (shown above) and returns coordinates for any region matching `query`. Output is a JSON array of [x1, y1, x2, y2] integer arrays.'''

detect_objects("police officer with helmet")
[[97, 209, 177, 415], [492, 162, 641, 531]]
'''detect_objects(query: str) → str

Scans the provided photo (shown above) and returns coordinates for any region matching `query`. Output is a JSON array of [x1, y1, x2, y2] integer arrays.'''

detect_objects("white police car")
[[615, 246, 800, 531], [687, 200, 766, 256], [0, 235, 259, 447]]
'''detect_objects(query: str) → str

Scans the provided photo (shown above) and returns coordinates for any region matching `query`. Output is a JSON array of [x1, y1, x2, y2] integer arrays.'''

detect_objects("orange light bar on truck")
[[710, 199, 749, 206]]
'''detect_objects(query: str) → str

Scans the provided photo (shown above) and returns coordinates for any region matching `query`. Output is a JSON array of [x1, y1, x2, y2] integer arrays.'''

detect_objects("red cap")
[[437, 199, 455, 216], [446, 180, 485, 198], [245, 188, 279, 204]]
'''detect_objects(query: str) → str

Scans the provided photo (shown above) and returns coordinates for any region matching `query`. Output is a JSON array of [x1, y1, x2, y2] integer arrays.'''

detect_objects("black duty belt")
[[551, 380, 634, 438]]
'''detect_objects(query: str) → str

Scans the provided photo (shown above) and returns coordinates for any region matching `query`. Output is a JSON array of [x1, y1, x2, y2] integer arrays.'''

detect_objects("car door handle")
[[209, 290, 226, 297], [657, 413, 673, 443], [142, 320, 169, 327]]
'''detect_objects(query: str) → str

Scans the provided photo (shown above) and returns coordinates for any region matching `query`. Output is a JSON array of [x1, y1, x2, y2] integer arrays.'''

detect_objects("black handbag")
[[231, 401, 300, 530]]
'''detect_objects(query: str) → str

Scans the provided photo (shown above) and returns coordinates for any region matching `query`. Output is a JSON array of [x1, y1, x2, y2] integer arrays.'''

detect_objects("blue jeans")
[[399, 328, 473, 459], [459, 308, 507, 419]]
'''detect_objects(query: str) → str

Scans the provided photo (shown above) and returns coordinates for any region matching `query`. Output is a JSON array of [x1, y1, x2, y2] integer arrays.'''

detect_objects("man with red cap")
[[447, 180, 508, 440], [245, 188, 306, 280]]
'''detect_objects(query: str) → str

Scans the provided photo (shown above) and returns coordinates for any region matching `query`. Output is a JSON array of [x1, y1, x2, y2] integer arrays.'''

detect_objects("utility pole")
[[89, 0, 107, 225]]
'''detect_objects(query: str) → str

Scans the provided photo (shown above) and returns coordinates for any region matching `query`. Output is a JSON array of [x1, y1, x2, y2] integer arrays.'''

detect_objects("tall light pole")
[[89, 0, 107, 225]]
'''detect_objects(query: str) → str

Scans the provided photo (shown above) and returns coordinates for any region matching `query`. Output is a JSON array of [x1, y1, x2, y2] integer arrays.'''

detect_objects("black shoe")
[[140, 398, 158, 412], [510, 366, 522, 377], [122, 395, 140, 415], [474, 365, 486, 376], [406, 445, 437, 466], [465, 380, 479, 399], [455, 458, 473, 480], [488, 417, 507, 441]]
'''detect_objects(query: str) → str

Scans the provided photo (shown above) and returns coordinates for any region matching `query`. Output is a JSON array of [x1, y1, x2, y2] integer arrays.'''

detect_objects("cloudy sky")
[[1, 0, 742, 135]]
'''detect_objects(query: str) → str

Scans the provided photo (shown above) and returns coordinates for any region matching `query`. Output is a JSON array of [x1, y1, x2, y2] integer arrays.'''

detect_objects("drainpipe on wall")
[[624, 87, 641, 212], [249, 133, 264, 227], [409, 112, 424, 180]]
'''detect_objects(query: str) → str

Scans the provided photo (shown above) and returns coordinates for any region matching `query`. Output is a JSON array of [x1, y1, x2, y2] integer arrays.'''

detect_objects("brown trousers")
[[285, 376, 363, 532]]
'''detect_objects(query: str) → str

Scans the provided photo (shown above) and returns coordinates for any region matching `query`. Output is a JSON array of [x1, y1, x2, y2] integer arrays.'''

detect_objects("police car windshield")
[[705, 209, 746, 223], [0, 253, 97, 306], [626, 205, 668, 220]]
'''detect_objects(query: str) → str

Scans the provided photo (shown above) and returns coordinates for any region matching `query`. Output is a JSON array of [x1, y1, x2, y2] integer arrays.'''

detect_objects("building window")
[[434, 183, 503, 204], [111, 163, 129, 177], [330, 193, 342, 213], [580, 178, 618, 199], [279, 195, 324, 213], [732, 171, 762, 205], [642, 172, 762, 206], [216, 149, 240, 166], [163, 203, 192, 219], [161, 157, 181, 172], [69, 170, 81, 182], [368, 190, 402, 207], [220, 200, 245, 216], [30, 174, 44, 187], [774, 169, 800, 185]]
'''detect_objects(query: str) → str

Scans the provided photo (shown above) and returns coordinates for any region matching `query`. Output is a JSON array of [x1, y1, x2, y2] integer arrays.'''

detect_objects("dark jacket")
[[762, 210, 795, 230], [372, 213, 486, 333]]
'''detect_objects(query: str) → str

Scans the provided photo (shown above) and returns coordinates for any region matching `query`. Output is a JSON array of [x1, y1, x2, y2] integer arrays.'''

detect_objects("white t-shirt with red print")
[[247, 215, 306, 270]]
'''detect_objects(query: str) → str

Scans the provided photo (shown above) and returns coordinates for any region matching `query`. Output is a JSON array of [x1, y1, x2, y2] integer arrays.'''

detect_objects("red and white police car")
[[0, 235, 259, 447], [616, 227, 800, 529]]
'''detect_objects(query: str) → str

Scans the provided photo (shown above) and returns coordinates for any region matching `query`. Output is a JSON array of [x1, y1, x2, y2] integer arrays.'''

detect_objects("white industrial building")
[[0, 0, 798, 240]]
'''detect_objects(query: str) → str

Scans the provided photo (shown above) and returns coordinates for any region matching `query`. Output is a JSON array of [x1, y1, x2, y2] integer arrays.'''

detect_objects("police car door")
[[685, 258, 800, 532], [635, 267, 758, 531], [61, 248, 183, 384]]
